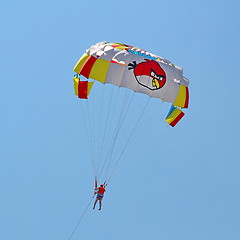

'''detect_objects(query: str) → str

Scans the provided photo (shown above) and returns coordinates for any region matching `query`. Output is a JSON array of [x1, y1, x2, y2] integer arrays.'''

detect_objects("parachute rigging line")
[[104, 90, 136, 180], [98, 88, 136, 182], [108, 104, 167, 183], [110, 118, 165, 183], [96, 87, 131, 180], [98, 75, 152, 183], [68, 195, 95, 240], [107, 96, 151, 184], [95, 84, 115, 180], [94, 84, 105, 175], [79, 100, 97, 178], [87, 99, 99, 173], [104, 76, 152, 182]]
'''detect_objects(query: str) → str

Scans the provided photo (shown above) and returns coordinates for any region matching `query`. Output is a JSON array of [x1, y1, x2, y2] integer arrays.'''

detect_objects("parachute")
[[73, 41, 189, 184]]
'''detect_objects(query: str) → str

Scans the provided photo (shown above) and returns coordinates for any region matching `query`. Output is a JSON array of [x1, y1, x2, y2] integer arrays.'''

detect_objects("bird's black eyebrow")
[[150, 68, 156, 74], [150, 69, 165, 78]]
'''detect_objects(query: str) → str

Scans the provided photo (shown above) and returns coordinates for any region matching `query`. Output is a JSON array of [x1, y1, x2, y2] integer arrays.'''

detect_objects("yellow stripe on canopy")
[[173, 85, 187, 108], [74, 53, 89, 74], [165, 108, 182, 125], [89, 58, 110, 83], [87, 82, 94, 96], [73, 76, 80, 95]]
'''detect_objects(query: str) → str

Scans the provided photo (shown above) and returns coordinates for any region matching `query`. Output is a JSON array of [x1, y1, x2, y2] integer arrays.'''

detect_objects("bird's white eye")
[[151, 71, 158, 78]]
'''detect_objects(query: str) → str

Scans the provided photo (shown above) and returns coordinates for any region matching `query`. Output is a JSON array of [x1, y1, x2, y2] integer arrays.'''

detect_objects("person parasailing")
[[93, 181, 107, 211]]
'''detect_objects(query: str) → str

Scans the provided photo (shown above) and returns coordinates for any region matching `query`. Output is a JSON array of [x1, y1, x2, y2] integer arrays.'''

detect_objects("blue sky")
[[1, 0, 240, 239]]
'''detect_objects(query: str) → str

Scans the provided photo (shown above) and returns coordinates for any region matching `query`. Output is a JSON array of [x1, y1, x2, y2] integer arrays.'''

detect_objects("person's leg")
[[93, 198, 98, 209], [99, 198, 102, 210]]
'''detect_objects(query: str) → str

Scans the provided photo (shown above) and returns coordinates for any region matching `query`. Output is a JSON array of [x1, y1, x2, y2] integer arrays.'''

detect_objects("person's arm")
[[94, 187, 99, 195]]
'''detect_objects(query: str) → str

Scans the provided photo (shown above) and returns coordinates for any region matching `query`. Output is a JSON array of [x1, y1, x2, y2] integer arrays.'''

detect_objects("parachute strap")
[[103, 181, 107, 188], [94, 178, 107, 189], [95, 178, 98, 188]]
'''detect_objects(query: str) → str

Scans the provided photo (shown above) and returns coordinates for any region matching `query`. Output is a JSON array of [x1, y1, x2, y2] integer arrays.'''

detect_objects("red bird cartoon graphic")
[[128, 59, 166, 90]]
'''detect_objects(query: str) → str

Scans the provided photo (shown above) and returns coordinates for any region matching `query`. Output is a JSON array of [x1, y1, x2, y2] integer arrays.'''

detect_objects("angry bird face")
[[128, 59, 166, 90]]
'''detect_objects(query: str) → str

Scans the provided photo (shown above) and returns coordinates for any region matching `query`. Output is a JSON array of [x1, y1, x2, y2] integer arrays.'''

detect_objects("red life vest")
[[98, 187, 105, 195]]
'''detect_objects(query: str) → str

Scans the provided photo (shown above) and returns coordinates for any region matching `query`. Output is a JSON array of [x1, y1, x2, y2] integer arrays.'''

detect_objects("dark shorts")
[[97, 194, 104, 199]]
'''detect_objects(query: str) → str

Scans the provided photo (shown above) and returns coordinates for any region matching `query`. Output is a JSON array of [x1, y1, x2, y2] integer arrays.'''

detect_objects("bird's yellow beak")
[[152, 78, 160, 89]]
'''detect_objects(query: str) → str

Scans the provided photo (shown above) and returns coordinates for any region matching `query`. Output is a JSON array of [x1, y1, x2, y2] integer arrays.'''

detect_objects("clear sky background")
[[1, 0, 240, 239]]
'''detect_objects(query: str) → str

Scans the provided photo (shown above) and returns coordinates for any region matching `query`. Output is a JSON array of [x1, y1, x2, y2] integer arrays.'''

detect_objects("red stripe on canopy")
[[184, 87, 189, 108], [78, 81, 88, 99], [170, 112, 185, 127], [80, 56, 97, 78]]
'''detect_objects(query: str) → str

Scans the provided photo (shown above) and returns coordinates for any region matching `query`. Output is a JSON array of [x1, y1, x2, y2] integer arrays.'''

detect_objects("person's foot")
[[99, 208, 101, 211], [93, 206, 95, 209]]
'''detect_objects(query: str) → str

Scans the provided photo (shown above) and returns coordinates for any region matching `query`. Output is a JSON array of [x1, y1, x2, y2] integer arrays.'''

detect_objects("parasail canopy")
[[74, 41, 189, 108]]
